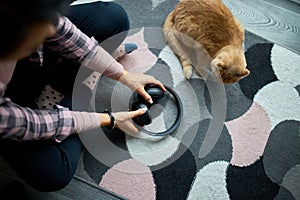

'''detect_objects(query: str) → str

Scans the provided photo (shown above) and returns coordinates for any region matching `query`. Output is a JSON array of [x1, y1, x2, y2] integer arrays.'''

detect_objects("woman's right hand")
[[113, 108, 147, 134]]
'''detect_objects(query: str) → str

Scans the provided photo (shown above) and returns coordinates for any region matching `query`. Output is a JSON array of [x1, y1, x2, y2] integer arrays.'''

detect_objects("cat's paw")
[[184, 66, 193, 79]]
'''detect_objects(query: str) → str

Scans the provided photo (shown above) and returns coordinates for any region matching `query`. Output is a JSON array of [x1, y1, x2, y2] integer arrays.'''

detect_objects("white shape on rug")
[[254, 81, 300, 129], [151, 0, 168, 9], [158, 46, 184, 86], [151, 0, 164, 9], [159, 46, 211, 122], [126, 133, 181, 166], [187, 161, 230, 200], [159, 46, 201, 85], [271, 44, 300, 87]]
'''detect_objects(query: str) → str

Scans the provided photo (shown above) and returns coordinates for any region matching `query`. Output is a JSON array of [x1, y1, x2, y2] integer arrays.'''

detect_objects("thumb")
[[130, 107, 147, 118]]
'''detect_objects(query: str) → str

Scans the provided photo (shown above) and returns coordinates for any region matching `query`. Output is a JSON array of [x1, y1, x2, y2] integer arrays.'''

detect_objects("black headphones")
[[130, 84, 183, 136]]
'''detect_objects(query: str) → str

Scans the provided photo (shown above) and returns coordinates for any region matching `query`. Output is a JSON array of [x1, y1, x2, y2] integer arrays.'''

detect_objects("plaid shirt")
[[0, 15, 123, 142]]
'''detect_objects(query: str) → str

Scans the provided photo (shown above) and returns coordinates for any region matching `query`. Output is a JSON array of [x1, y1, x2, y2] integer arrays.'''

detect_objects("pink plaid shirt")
[[0, 15, 124, 142]]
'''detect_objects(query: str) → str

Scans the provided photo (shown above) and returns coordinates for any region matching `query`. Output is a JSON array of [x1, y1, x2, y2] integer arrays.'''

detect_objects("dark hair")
[[0, 0, 71, 57]]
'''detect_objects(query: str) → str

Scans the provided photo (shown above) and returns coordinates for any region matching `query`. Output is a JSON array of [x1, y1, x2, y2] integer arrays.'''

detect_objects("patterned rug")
[[74, 1, 300, 199]]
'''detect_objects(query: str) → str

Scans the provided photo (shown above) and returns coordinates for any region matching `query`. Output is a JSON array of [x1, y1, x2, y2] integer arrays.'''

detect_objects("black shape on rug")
[[295, 85, 300, 96], [239, 43, 278, 100], [263, 120, 300, 184], [83, 129, 128, 184], [184, 118, 232, 170], [151, 144, 197, 200], [226, 158, 279, 200]]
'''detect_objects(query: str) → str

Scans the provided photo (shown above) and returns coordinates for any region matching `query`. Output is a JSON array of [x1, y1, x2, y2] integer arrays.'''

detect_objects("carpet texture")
[[74, 1, 300, 199]]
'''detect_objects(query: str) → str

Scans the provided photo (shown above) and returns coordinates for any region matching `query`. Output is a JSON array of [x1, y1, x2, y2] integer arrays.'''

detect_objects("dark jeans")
[[0, 2, 129, 192]]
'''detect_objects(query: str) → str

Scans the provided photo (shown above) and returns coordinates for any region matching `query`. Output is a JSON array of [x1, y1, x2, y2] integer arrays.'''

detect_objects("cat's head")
[[211, 45, 250, 84]]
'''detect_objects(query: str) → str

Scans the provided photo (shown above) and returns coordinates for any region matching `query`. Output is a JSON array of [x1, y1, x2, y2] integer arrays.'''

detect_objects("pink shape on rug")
[[225, 102, 271, 167], [118, 28, 158, 73], [99, 159, 156, 200]]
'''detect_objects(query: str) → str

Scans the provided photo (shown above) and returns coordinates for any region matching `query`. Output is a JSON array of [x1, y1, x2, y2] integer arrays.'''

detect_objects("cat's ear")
[[238, 69, 250, 77], [217, 61, 226, 69]]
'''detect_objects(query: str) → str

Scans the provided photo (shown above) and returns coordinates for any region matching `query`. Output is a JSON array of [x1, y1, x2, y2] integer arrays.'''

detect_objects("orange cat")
[[163, 0, 250, 83]]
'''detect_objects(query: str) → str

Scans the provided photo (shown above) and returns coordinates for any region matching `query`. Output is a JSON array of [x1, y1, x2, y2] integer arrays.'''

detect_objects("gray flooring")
[[223, 0, 300, 54]]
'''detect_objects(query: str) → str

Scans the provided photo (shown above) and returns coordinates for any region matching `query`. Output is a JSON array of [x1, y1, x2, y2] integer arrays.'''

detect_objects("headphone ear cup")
[[144, 85, 164, 103], [131, 103, 152, 126]]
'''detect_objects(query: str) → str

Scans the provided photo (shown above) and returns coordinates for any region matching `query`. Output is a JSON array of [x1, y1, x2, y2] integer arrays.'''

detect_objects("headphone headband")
[[132, 85, 183, 137]]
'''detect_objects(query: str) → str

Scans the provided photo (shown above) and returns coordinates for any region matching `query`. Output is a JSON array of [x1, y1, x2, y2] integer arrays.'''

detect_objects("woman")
[[0, 0, 165, 192]]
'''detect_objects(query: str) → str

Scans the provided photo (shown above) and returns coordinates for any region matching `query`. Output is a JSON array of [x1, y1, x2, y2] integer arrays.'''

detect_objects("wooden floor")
[[223, 0, 300, 54]]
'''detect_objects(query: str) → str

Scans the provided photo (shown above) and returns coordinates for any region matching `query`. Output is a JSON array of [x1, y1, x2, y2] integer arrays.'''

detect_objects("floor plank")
[[223, 0, 300, 54], [0, 155, 125, 200], [289, 0, 300, 5], [263, 0, 300, 14], [55, 176, 126, 200]]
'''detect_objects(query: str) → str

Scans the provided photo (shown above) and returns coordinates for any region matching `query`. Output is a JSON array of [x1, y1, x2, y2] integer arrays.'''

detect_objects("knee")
[[27, 170, 74, 192], [22, 149, 80, 192], [94, 2, 130, 39], [109, 2, 130, 33]]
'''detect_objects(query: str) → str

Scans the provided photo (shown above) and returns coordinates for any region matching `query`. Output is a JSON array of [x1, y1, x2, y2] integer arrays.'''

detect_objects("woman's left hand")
[[117, 70, 166, 104]]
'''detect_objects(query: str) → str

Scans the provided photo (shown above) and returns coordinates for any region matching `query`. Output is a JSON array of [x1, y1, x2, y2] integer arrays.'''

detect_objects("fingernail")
[[149, 99, 153, 104]]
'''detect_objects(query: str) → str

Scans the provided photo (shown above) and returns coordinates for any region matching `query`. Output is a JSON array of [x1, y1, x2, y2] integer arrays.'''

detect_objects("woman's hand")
[[113, 108, 147, 134], [117, 70, 166, 104]]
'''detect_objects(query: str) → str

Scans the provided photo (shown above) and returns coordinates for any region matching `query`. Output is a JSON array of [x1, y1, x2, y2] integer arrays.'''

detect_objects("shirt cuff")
[[54, 105, 76, 143], [72, 111, 101, 133]]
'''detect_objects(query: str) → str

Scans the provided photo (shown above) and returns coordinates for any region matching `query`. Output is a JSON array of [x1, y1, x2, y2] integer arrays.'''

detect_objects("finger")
[[136, 87, 153, 104], [130, 107, 147, 118], [156, 82, 166, 92], [146, 79, 166, 92]]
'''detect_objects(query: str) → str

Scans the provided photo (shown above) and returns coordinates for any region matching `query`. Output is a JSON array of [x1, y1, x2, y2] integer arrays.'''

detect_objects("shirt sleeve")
[[44, 15, 124, 80], [0, 85, 76, 142]]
